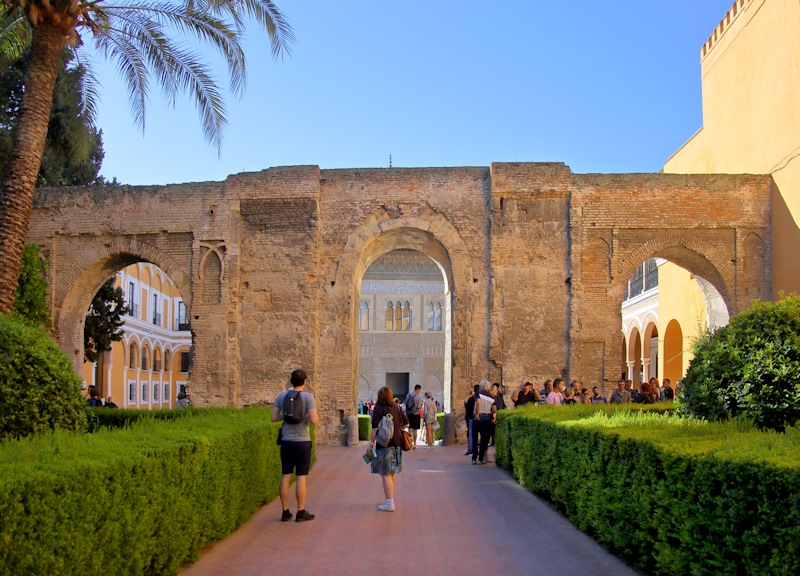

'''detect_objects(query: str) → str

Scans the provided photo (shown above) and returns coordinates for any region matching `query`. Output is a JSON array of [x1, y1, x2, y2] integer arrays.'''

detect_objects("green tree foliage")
[[12, 242, 50, 327], [84, 277, 128, 363], [0, 47, 105, 186], [0, 314, 87, 441], [678, 295, 800, 432]]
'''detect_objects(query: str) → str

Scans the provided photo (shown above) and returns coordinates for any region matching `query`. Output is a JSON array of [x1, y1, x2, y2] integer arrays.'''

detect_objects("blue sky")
[[93, 1, 736, 186]]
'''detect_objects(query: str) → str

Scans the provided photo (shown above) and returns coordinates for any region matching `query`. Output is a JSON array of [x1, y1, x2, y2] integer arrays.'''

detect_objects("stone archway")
[[328, 205, 479, 416], [53, 238, 192, 376]]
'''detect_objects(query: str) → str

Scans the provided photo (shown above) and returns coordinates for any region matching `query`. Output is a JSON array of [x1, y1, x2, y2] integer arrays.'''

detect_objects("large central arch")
[[330, 205, 479, 414]]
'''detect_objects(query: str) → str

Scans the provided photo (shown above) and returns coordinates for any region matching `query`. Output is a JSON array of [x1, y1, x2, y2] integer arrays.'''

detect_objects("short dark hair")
[[414, 384, 422, 391], [473, 384, 480, 392], [290, 369, 307, 388]]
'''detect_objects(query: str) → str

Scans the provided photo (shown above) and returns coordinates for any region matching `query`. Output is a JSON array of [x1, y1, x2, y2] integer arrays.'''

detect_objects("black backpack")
[[283, 390, 306, 424], [405, 393, 416, 412]]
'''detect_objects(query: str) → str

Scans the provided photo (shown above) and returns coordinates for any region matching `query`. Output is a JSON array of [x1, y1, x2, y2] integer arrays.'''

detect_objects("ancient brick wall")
[[29, 164, 773, 443]]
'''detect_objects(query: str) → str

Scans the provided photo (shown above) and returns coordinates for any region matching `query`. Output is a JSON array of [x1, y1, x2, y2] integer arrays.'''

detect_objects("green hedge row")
[[495, 404, 800, 575], [0, 408, 305, 576], [86, 407, 193, 432]]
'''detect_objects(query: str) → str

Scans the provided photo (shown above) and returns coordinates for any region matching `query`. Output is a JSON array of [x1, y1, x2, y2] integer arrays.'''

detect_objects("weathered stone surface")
[[29, 163, 773, 443]]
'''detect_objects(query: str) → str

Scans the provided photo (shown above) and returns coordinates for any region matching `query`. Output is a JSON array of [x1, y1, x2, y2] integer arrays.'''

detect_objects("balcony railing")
[[153, 312, 162, 327], [129, 302, 139, 318]]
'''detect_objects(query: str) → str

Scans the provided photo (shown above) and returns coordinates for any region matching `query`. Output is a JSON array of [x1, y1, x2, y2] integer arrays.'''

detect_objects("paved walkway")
[[182, 443, 638, 576]]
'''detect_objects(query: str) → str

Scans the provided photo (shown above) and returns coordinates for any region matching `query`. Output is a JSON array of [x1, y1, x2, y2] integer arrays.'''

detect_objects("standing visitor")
[[610, 379, 629, 404], [547, 379, 565, 406], [369, 386, 410, 512], [404, 384, 424, 448], [271, 369, 319, 522], [662, 379, 675, 401], [464, 384, 479, 456], [472, 381, 496, 465], [512, 379, 540, 407], [422, 391, 437, 449], [589, 386, 608, 404]]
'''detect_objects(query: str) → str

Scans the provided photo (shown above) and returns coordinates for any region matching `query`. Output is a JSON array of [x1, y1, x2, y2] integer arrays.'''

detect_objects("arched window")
[[393, 301, 402, 330], [402, 301, 412, 331], [141, 346, 150, 371], [360, 301, 370, 331], [164, 350, 171, 373], [427, 303, 435, 331], [129, 343, 138, 369], [385, 303, 394, 331], [433, 302, 442, 331], [153, 348, 162, 372]]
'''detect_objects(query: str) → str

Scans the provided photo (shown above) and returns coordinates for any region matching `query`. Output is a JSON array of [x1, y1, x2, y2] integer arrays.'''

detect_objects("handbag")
[[401, 429, 413, 451]]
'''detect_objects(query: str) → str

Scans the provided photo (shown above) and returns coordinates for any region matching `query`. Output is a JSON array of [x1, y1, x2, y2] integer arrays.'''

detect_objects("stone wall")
[[29, 163, 773, 443]]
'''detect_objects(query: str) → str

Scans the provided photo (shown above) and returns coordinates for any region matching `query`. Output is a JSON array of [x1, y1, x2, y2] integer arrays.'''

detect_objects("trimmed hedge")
[[358, 414, 370, 440], [0, 407, 303, 576], [86, 406, 194, 432], [496, 404, 800, 575]]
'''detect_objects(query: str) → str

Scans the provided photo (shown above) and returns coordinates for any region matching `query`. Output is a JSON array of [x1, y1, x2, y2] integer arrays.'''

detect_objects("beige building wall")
[[663, 0, 799, 298]]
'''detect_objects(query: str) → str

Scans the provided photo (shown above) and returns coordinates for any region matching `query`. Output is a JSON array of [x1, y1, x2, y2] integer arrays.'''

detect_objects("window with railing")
[[623, 259, 660, 302], [176, 302, 190, 331], [152, 294, 160, 325], [127, 282, 138, 318], [141, 347, 149, 371]]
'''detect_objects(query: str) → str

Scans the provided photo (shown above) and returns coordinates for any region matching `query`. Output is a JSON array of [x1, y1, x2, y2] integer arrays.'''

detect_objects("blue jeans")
[[466, 418, 474, 452], [472, 419, 491, 461]]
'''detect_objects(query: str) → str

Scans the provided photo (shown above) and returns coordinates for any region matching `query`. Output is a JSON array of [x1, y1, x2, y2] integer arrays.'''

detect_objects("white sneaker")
[[378, 502, 395, 512]]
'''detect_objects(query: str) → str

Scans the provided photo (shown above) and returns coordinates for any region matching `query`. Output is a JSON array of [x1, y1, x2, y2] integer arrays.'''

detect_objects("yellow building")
[[621, 259, 711, 387], [624, 0, 798, 386], [82, 263, 192, 409], [663, 0, 800, 298]]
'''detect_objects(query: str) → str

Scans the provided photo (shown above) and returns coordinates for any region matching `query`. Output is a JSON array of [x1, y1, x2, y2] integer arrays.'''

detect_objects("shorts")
[[280, 440, 312, 476], [408, 413, 421, 430]]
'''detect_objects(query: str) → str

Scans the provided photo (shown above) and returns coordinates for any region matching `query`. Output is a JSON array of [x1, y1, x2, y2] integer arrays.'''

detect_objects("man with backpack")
[[271, 369, 319, 522], [403, 384, 424, 449]]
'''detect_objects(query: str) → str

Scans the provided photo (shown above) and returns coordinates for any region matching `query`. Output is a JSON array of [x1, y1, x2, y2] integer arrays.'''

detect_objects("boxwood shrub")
[[358, 414, 370, 440], [496, 404, 800, 575], [0, 314, 87, 442], [679, 294, 800, 432], [0, 407, 300, 575]]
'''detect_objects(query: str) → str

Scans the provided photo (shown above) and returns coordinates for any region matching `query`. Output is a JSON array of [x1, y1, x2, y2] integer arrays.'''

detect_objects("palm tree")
[[0, 0, 294, 313]]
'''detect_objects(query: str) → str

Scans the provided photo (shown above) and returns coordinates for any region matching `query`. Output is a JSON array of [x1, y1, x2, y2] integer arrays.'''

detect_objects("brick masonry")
[[29, 163, 773, 443]]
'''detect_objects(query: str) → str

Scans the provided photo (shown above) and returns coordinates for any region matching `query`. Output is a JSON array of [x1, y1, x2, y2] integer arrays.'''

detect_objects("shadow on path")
[[181, 444, 638, 576]]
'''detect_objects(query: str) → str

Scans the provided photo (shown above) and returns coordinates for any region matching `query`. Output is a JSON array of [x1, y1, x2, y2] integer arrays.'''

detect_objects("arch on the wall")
[[626, 326, 642, 386], [336, 206, 474, 414], [55, 238, 192, 377], [642, 322, 658, 381], [663, 319, 684, 384], [617, 241, 732, 314]]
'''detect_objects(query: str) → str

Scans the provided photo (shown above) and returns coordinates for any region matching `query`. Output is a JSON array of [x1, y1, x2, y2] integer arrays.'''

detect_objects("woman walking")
[[369, 387, 410, 512], [423, 391, 437, 449]]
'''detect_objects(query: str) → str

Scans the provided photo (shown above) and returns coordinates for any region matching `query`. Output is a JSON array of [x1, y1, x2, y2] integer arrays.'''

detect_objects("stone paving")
[[181, 442, 638, 576]]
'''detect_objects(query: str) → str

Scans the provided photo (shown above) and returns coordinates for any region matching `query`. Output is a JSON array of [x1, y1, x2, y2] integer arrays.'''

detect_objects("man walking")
[[271, 369, 319, 522], [404, 384, 424, 448]]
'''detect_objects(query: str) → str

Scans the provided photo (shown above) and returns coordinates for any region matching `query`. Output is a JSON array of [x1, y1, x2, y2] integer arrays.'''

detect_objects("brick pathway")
[[181, 443, 638, 576]]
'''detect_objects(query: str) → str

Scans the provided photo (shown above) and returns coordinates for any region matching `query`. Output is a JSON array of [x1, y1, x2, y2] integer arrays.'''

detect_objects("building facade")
[[82, 263, 192, 409], [358, 249, 447, 406]]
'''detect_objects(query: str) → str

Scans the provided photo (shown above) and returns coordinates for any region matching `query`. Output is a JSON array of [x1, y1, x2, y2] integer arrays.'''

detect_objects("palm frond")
[[0, 9, 32, 68]]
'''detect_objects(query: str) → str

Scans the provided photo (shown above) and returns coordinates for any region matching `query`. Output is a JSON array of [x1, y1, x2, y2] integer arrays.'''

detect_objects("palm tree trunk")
[[0, 24, 64, 313]]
